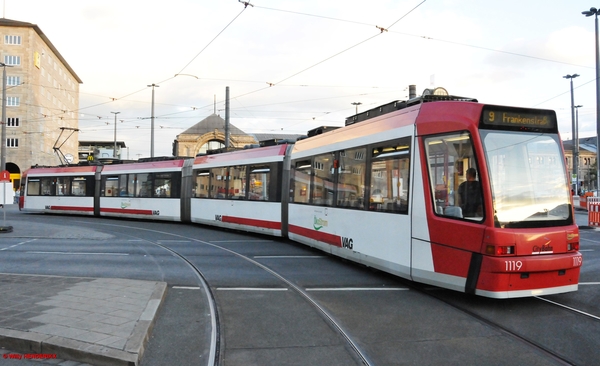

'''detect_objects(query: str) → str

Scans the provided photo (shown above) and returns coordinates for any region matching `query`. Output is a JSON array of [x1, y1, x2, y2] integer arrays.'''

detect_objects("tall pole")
[[225, 86, 230, 149], [147, 84, 159, 157], [1, 63, 7, 171], [596, 12, 600, 192], [564, 74, 580, 193], [351, 102, 362, 115], [575, 105, 583, 190], [111, 111, 120, 158], [582, 7, 600, 191]]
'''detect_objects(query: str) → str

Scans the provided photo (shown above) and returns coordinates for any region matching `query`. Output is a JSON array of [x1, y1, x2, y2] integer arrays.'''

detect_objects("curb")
[[0, 281, 167, 366]]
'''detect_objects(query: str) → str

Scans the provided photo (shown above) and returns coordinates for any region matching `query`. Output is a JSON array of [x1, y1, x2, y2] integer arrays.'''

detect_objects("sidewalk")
[[0, 205, 167, 365], [0, 274, 166, 366]]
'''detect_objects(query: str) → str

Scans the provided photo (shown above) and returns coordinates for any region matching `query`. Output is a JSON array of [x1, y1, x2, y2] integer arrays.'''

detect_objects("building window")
[[4, 35, 21, 45], [7, 117, 19, 127], [4, 55, 21, 65], [7, 76, 20, 86], [6, 138, 18, 148], [6, 97, 20, 106]]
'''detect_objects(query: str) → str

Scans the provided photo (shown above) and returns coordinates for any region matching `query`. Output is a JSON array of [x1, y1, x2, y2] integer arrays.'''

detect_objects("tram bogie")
[[20, 94, 581, 298]]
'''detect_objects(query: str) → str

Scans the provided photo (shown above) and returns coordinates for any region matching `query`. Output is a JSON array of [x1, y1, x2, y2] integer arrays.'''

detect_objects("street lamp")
[[564, 74, 580, 193], [111, 111, 120, 158], [351, 102, 362, 115], [147, 83, 159, 158], [582, 7, 600, 193]]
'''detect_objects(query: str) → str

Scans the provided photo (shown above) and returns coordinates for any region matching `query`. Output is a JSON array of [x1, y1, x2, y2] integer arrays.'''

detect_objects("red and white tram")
[[20, 94, 582, 298], [21, 165, 98, 215], [191, 144, 292, 236]]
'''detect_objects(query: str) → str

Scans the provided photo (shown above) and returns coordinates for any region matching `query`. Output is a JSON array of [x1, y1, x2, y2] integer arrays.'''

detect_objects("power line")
[[176, 3, 250, 75]]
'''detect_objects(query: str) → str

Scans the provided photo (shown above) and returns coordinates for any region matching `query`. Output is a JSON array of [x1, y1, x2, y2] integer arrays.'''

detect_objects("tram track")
[[67, 217, 600, 365], [89, 221, 373, 366], [414, 283, 600, 366]]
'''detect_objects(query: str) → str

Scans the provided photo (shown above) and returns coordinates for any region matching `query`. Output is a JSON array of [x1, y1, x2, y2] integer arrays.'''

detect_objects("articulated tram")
[[21, 94, 582, 298]]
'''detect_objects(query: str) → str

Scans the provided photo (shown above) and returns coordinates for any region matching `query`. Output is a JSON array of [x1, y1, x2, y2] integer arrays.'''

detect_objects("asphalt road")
[[0, 206, 598, 365]]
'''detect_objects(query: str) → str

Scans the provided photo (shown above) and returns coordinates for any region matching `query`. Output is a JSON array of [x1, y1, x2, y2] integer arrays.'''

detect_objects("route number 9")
[[488, 111, 495, 122]]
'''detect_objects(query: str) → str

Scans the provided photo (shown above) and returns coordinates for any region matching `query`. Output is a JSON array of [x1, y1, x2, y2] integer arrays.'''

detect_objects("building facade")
[[563, 137, 598, 192], [0, 18, 82, 189]]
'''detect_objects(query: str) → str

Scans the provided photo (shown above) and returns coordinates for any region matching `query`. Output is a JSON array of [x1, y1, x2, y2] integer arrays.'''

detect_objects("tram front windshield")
[[481, 131, 572, 228]]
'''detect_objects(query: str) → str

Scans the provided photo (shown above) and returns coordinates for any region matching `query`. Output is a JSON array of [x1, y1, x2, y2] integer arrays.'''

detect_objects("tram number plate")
[[573, 256, 583, 267], [505, 260, 523, 271], [152, 210, 160, 216]]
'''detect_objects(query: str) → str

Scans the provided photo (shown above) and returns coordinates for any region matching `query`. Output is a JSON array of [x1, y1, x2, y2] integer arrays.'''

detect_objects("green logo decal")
[[313, 216, 328, 231]]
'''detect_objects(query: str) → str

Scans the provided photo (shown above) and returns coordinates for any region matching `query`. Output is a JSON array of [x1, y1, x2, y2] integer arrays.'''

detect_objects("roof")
[[179, 114, 247, 136], [79, 141, 127, 148], [251, 133, 304, 142], [0, 18, 83, 83], [563, 138, 597, 154]]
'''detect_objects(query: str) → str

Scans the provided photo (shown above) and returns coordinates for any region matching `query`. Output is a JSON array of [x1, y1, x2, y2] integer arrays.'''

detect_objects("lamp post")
[[351, 102, 362, 115], [582, 7, 600, 193], [564, 74, 580, 193], [111, 111, 120, 159], [147, 84, 159, 158]]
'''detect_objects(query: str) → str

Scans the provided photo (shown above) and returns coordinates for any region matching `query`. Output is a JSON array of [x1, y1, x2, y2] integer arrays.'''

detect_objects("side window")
[[249, 165, 270, 201], [41, 177, 55, 195], [27, 178, 40, 196], [194, 170, 210, 198], [210, 167, 228, 199], [369, 138, 410, 214], [312, 153, 335, 206], [56, 177, 70, 196], [154, 173, 172, 198], [102, 176, 119, 197], [71, 177, 89, 197], [292, 160, 312, 203], [337, 148, 366, 209], [424, 132, 483, 220], [136, 173, 152, 197], [228, 166, 246, 199], [119, 174, 131, 196]]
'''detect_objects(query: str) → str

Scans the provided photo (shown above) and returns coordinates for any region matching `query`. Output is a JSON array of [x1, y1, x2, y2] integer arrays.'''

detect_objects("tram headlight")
[[486, 245, 515, 255]]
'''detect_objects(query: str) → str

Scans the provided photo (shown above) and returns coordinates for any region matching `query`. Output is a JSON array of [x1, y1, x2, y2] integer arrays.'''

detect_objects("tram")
[[20, 94, 582, 298]]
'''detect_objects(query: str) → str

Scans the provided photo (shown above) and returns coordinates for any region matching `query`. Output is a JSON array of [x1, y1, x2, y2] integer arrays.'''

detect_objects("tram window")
[[249, 166, 269, 201], [194, 170, 210, 198], [136, 173, 152, 197], [41, 177, 55, 196], [102, 176, 119, 197], [71, 177, 88, 196], [424, 132, 483, 221], [292, 160, 312, 204], [27, 178, 41, 196], [153, 172, 172, 198], [56, 177, 70, 196], [228, 166, 246, 199], [210, 167, 228, 199], [312, 153, 335, 206], [337, 148, 366, 209], [369, 139, 410, 214]]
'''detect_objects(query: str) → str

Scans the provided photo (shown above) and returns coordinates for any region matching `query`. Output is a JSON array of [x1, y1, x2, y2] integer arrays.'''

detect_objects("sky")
[[4, 0, 600, 159]]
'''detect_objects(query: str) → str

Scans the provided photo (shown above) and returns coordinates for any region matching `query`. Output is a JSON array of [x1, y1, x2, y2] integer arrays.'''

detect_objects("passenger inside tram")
[[457, 167, 482, 217]]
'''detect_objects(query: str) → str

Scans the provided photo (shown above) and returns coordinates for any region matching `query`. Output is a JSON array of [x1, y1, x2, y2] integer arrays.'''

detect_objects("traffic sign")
[[0, 170, 9, 182]]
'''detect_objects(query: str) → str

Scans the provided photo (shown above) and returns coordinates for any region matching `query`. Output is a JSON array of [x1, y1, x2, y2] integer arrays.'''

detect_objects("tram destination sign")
[[480, 106, 557, 132]]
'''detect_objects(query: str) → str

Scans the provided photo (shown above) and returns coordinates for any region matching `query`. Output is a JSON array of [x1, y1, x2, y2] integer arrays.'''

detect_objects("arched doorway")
[[6, 162, 20, 191]]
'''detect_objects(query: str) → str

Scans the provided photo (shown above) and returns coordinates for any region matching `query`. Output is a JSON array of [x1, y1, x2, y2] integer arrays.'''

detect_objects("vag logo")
[[341, 237, 353, 250]]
